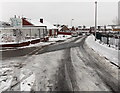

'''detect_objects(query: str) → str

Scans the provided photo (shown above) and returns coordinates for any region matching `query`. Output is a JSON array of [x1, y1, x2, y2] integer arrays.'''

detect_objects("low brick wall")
[[31, 39, 40, 44], [0, 37, 49, 48], [0, 41, 30, 47], [58, 31, 72, 35], [40, 37, 49, 42], [18, 41, 30, 47], [0, 43, 19, 47]]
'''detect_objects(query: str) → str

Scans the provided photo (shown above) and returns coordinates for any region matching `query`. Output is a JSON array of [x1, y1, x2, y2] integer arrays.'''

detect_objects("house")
[[39, 19, 58, 37], [21, 17, 47, 39], [0, 16, 49, 47], [78, 26, 90, 33], [60, 25, 69, 32], [58, 25, 72, 35], [71, 26, 76, 32]]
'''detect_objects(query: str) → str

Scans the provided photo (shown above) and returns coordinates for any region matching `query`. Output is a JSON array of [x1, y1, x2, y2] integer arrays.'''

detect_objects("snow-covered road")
[[0, 35, 119, 92]]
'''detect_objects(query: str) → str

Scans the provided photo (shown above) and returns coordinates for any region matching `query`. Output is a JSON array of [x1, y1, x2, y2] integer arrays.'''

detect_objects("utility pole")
[[95, 1, 97, 41]]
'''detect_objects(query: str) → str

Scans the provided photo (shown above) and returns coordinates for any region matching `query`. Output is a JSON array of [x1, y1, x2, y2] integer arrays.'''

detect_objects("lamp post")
[[95, 1, 97, 41], [71, 19, 74, 27]]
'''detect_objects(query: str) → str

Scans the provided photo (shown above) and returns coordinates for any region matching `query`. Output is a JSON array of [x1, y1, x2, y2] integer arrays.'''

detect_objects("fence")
[[0, 27, 48, 43], [94, 32, 120, 49], [101, 36, 119, 47]]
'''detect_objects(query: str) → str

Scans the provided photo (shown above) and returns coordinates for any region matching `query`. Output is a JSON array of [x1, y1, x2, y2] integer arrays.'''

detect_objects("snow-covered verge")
[[0, 67, 13, 93], [0, 64, 36, 92], [20, 68, 35, 91], [0, 49, 64, 92], [86, 35, 119, 66], [0, 33, 16, 43], [49, 35, 71, 42]]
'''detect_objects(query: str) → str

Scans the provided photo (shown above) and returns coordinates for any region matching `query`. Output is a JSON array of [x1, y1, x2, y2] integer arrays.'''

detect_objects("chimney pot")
[[14, 15, 16, 18], [40, 19, 43, 23]]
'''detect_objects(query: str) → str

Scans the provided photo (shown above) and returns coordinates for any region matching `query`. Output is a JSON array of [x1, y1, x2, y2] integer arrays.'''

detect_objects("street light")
[[71, 19, 74, 27], [95, 1, 97, 41]]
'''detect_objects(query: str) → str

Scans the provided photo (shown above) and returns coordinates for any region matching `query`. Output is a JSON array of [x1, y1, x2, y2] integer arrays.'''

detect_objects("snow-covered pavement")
[[71, 48, 109, 91], [86, 35, 119, 66], [70, 46, 118, 91]]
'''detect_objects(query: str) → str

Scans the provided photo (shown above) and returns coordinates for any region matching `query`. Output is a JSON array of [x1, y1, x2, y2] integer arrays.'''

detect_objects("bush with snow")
[[0, 33, 16, 43]]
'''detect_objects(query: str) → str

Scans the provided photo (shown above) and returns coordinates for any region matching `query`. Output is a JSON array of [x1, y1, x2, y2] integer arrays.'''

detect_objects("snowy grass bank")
[[49, 35, 71, 42], [86, 35, 119, 66]]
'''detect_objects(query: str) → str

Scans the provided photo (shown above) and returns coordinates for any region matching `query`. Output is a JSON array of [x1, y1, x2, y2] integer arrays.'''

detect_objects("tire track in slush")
[[77, 42, 119, 92], [54, 49, 78, 91]]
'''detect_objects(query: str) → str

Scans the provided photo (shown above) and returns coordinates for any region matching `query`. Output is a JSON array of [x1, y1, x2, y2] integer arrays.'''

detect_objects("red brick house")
[[58, 25, 71, 35]]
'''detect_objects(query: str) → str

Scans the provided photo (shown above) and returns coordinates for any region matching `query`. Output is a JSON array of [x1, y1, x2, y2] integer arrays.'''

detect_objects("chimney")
[[14, 15, 16, 18], [40, 19, 43, 23]]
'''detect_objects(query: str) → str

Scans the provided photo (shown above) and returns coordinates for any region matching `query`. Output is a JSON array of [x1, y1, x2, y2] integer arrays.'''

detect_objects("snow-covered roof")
[[85, 26, 90, 29], [68, 26, 72, 29], [58, 27, 62, 31], [106, 26, 112, 29], [28, 19, 58, 29], [42, 20, 58, 29], [114, 26, 120, 29], [99, 26, 112, 29], [27, 19, 47, 27]]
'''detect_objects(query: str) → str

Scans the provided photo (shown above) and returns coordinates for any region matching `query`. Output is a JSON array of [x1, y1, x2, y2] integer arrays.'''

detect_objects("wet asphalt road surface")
[[1, 35, 119, 92]]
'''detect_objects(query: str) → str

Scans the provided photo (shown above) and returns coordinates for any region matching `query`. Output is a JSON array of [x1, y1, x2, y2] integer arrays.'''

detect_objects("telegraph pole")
[[95, 1, 97, 41]]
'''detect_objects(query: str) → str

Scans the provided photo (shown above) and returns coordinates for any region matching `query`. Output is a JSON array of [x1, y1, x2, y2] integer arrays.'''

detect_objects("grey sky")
[[0, 1, 118, 26]]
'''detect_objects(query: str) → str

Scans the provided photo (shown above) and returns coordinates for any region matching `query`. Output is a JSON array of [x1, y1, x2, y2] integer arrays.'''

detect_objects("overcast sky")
[[0, 0, 119, 26]]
